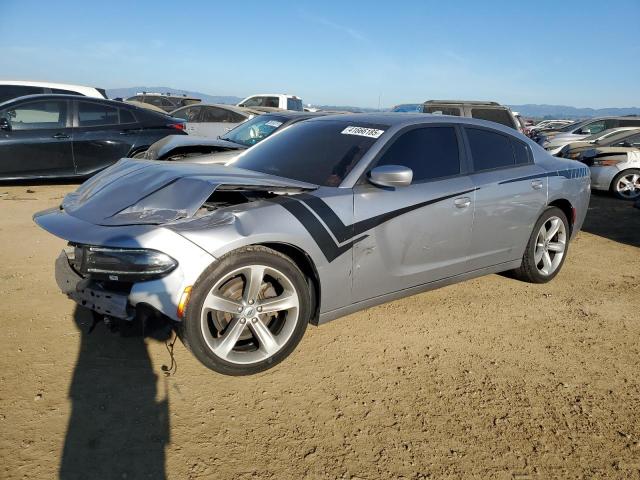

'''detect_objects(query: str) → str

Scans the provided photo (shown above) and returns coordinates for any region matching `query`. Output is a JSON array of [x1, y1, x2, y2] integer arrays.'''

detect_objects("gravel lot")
[[0, 185, 639, 480]]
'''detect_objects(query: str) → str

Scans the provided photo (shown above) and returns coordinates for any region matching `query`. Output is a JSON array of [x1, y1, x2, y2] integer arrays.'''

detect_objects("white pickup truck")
[[237, 93, 303, 111]]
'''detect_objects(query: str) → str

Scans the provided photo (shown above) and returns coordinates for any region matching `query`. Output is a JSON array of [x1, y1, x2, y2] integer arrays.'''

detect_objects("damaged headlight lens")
[[67, 245, 177, 282]]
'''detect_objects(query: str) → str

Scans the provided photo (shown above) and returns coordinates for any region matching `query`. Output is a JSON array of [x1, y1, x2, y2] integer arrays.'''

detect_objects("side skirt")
[[317, 259, 522, 325]]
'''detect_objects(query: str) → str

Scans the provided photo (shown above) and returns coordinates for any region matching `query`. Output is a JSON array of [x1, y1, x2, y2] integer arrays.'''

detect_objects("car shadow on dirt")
[[581, 192, 640, 248], [60, 307, 172, 480]]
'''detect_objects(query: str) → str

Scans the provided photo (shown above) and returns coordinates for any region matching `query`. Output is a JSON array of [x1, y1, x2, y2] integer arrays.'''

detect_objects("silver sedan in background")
[[170, 103, 261, 138], [34, 114, 590, 375]]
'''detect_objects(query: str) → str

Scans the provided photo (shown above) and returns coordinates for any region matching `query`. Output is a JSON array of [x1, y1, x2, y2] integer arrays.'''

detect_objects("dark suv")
[[0, 94, 186, 180], [126, 93, 201, 113], [421, 100, 520, 131]]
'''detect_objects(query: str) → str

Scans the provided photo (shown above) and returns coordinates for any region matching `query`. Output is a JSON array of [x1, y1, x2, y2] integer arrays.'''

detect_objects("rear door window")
[[466, 127, 516, 171], [375, 126, 461, 182], [172, 106, 201, 122], [201, 107, 234, 123], [119, 109, 136, 124], [78, 101, 119, 127], [470, 108, 517, 129], [424, 106, 462, 116], [619, 119, 640, 127], [287, 98, 303, 111], [2, 100, 68, 130]]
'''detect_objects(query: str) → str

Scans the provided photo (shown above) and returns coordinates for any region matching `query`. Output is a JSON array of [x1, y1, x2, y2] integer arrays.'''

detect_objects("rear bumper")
[[590, 166, 616, 191]]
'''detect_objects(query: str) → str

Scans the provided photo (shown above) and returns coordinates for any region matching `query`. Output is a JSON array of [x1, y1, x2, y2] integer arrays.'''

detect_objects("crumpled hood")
[[62, 158, 316, 226], [146, 134, 245, 160]]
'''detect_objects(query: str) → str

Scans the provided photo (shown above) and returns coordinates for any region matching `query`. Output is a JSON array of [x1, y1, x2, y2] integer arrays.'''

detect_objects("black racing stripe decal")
[[499, 167, 589, 185], [295, 193, 353, 243], [351, 188, 477, 236], [498, 172, 549, 185], [269, 196, 364, 262], [296, 188, 478, 241]]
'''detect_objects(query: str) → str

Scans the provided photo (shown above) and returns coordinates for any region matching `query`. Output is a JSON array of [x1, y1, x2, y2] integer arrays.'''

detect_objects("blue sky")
[[2, 0, 639, 108]]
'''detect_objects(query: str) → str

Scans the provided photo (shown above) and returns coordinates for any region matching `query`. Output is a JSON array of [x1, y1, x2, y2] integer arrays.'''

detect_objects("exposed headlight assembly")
[[66, 245, 177, 282]]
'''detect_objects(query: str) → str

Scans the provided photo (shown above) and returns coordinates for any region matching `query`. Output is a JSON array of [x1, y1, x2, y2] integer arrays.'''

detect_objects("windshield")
[[287, 98, 303, 111], [230, 120, 385, 186], [220, 114, 289, 147]]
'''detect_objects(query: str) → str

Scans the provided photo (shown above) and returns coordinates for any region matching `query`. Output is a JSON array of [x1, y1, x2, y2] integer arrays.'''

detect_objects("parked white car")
[[237, 94, 304, 111], [0, 80, 107, 103], [586, 149, 640, 200], [170, 104, 260, 138]]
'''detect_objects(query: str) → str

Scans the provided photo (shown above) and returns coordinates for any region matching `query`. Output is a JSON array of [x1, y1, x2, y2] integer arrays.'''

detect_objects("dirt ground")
[[0, 185, 639, 480]]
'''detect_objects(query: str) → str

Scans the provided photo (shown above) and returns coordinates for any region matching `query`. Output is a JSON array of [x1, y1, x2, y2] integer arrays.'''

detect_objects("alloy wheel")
[[534, 216, 567, 276], [615, 173, 640, 199], [199, 265, 300, 365]]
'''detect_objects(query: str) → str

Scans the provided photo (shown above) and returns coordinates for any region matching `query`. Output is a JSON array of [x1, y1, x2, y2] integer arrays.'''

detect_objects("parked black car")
[[0, 94, 186, 180]]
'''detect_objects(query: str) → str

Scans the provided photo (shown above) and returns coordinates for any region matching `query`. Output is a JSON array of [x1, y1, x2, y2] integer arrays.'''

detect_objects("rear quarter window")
[[470, 108, 517, 129]]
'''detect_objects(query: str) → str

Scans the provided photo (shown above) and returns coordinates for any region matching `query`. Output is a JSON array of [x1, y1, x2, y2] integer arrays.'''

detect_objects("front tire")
[[611, 169, 640, 200], [512, 207, 569, 283], [180, 246, 311, 375]]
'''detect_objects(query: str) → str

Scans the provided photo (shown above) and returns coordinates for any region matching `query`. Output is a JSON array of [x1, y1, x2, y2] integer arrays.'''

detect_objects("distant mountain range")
[[106, 87, 639, 119]]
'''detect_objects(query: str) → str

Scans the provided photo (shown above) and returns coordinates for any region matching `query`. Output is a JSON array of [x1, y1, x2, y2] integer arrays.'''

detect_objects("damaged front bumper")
[[36, 208, 217, 321], [56, 251, 133, 319]]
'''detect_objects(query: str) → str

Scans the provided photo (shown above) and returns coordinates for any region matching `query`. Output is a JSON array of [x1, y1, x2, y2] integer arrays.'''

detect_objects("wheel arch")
[[257, 242, 321, 325], [548, 198, 574, 234]]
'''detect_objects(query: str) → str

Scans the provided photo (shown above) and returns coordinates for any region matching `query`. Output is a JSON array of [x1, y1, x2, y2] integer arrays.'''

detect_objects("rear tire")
[[610, 169, 640, 200], [179, 246, 311, 375], [511, 207, 569, 283]]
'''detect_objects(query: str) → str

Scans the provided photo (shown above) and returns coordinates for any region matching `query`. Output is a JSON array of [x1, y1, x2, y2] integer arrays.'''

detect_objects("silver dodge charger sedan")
[[34, 114, 591, 375]]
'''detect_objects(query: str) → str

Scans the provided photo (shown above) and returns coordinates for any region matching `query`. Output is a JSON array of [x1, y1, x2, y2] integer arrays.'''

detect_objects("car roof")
[[0, 80, 103, 97], [306, 112, 532, 135], [0, 93, 167, 115], [423, 99, 502, 106], [171, 103, 251, 115]]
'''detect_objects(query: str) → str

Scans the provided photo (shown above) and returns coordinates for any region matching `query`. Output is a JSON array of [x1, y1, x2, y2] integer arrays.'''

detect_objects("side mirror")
[[0, 118, 10, 131], [368, 165, 413, 188]]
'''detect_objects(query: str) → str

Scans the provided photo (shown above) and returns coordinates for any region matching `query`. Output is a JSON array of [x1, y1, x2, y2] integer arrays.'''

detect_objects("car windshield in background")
[[392, 104, 422, 113], [231, 120, 385, 186], [287, 98, 303, 111], [220, 114, 289, 147]]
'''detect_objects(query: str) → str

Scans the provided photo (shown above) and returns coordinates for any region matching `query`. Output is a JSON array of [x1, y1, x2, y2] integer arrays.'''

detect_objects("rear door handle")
[[454, 197, 471, 208], [52, 133, 70, 139], [531, 179, 544, 190]]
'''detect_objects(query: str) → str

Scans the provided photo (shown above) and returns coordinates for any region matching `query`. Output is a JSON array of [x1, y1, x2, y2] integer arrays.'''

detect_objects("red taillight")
[[168, 123, 185, 131]]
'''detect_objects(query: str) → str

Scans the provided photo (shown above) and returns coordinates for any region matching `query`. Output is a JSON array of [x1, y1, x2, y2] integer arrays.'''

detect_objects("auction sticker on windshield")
[[265, 120, 283, 128], [341, 126, 385, 138]]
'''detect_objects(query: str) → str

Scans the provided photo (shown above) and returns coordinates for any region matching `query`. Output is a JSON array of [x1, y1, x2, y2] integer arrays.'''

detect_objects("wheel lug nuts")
[[257, 306, 262, 312], [240, 318, 246, 324], [252, 317, 258, 323], [237, 306, 243, 312], [249, 299, 254, 305]]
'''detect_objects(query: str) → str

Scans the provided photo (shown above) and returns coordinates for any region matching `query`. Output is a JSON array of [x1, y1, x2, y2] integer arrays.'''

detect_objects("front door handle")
[[454, 197, 471, 208], [52, 133, 70, 139], [531, 179, 544, 190]]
